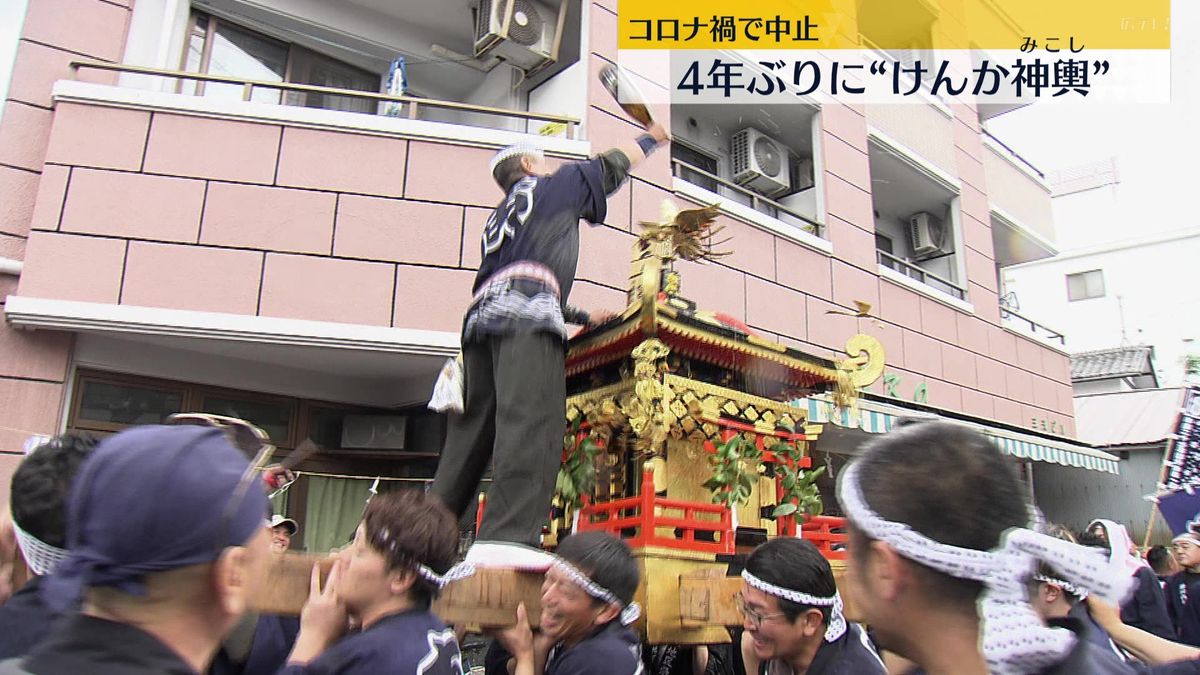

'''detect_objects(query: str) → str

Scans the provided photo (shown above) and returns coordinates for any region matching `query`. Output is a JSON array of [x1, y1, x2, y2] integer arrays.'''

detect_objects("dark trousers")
[[430, 331, 566, 547]]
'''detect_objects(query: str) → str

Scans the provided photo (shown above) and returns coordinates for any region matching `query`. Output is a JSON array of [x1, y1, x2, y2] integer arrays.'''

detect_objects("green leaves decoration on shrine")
[[704, 433, 762, 508], [769, 439, 825, 519], [556, 423, 601, 509]]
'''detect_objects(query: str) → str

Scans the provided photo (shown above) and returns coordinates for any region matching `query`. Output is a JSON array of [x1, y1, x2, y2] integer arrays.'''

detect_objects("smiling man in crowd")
[[490, 532, 642, 675], [739, 538, 884, 675]]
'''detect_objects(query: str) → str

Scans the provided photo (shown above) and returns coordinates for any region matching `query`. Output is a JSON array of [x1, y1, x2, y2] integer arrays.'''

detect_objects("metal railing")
[[670, 158, 823, 238], [876, 250, 967, 300], [981, 128, 1045, 179], [68, 60, 581, 138], [1000, 307, 1066, 345]]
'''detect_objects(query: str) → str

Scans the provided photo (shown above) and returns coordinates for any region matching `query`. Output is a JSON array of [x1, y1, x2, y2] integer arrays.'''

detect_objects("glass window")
[[199, 394, 294, 447], [304, 406, 353, 450], [180, 14, 208, 96], [203, 19, 288, 104], [1066, 270, 1105, 301], [672, 141, 720, 193], [77, 379, 185, 428], [286, 46, 379, 114], [876, 234, 897, 270], [183, 12, 378, 111]]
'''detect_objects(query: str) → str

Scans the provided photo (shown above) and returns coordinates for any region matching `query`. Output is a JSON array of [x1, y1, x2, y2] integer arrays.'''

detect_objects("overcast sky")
[[0, 0, 24, 103], [0, 0, 27, 123], [986, 0, 1198, 248]]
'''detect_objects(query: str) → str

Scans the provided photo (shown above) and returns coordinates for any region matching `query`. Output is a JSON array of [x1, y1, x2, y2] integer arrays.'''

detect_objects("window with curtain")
[[286, 46, 377, 114], [303, 475, 374, 555], [181, 11, 380, 113]]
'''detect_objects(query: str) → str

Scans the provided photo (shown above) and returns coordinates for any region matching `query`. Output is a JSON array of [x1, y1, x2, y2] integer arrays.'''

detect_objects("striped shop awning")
[[801, 395, 1121, 475]]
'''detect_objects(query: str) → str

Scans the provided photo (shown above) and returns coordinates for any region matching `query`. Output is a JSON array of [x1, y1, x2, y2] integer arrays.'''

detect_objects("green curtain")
[[304, 476, 373, 554]]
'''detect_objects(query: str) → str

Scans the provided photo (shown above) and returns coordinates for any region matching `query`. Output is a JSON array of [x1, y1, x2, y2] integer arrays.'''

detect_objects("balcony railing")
[[877, 250, 967, 300], [1001, 307, 1066, 345], [671, 158, 823, 238], [68, 60, 581, 138], [981, 128, 1044, 179]]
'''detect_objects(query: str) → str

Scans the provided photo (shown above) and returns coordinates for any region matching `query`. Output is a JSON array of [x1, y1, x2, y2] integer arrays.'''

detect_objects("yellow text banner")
[[617, 0, 1171, 51]]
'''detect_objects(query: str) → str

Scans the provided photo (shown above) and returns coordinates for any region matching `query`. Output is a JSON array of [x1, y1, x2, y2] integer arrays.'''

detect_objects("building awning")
[[802, 394, 1121, 474], [1073, 388, 1183, 447]]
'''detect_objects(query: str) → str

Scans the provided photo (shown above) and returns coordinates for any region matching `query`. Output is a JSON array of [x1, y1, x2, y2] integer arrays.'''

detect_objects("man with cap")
[[0, 433, 98, 660], [491, 531, 642, 675], [269, 514, 299, 552], [280, 489, 466, 674], [738, 538, 884, 675], [210, 514, 303, 674], [0, 425, 272, 675], [429, 116, 669, 566], [837, 421, 1136, 675], [1166, 529, 1200, 646]]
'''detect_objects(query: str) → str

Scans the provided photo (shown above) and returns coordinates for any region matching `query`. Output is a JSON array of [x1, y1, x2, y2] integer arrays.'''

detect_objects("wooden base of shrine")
[[249, 552, 854, 644], [635, 547, 730, 645]]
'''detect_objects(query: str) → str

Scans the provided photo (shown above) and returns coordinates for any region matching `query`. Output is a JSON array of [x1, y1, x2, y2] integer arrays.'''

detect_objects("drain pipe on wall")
[[0, 257, 22, 276]]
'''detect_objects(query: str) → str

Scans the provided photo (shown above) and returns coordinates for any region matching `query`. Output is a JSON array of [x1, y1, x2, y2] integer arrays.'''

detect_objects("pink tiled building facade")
[[0, 0, 1104, 538]]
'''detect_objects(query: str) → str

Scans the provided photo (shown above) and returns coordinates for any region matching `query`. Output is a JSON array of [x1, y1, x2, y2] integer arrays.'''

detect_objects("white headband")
[[838, 461, 1133, 675], [416, 561, 476, 589], [1033, 574, 1089, 600], [489, 144, 544, 173], [373, 526, 476, 590], [1173, 532, 1200, 545], [552, 558, 642, 625], [741, 569, 847, 642], [12, 520, 69, 576]]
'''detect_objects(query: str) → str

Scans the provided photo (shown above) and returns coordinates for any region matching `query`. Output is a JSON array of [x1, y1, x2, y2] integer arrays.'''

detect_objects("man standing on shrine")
[[429, 116, 668, 566]]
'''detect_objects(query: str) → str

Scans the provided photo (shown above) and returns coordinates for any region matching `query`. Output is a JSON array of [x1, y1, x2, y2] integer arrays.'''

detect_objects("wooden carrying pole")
[[248, 554, 544, 630]]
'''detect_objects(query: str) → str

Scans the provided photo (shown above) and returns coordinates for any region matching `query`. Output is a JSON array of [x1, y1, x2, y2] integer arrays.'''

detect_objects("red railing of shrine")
[[472, 423, 844, 560], [576, 468, 735, 555], [801, 515, 849, 560]]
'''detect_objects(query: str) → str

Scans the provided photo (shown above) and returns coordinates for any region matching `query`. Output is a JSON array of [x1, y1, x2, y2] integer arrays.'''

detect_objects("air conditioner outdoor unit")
[[341, 415, 407, 450], [908, 211, 947, 258], [475, 0, 557, 72], [731, 128, 792, 196]]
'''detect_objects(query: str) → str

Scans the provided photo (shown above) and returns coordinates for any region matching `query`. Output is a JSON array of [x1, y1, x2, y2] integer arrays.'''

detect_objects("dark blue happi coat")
[[544, 621, 642, 675], [759, 623, 885, 675], [277, 609, 462, 675], [1166, 572, 1200, 647], [1123, 566, 1177, 641]]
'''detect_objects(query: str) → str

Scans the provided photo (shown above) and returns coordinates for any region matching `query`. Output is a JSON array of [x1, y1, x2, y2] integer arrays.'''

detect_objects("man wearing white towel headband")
[[0, 433, 98, 660], [837, 422, 1135, 675], [491, 532, 642, 675], [430, 115, 668, 567], [1166, 529, 1200, 646], [284, 490, 467, 674], [738, 537, 884, 674]]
